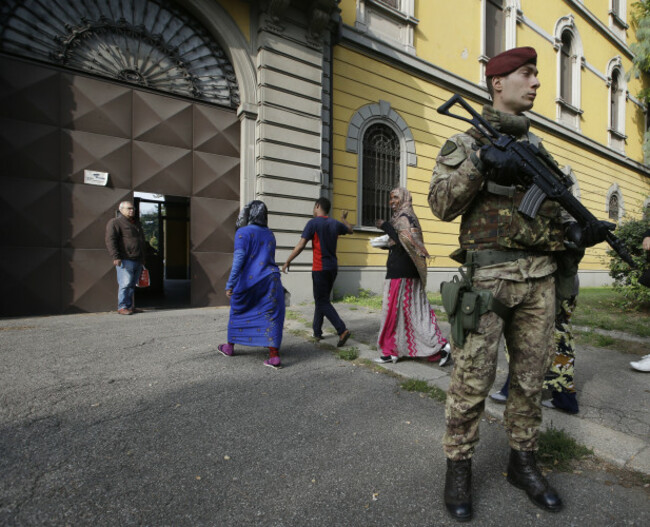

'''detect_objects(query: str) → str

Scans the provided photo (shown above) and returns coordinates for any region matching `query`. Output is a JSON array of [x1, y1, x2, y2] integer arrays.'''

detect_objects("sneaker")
[[630, 354, 650, 372], [217, 343, 234, 357], [337, 329, 351, 348], [312, 334, 324, 341], [373, 355, 398, 364], [489, 391, 507, 404], [117, 308, 132, 315], [439, 342, 451, 367], [264, 356, 282, 369]]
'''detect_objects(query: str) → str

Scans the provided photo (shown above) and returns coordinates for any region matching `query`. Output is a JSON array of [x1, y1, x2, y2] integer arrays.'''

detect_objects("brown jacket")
[[105, 213, 146, 262]]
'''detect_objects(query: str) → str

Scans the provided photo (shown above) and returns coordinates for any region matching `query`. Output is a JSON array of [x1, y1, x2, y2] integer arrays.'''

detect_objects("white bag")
[[369, 234, 390, 248]]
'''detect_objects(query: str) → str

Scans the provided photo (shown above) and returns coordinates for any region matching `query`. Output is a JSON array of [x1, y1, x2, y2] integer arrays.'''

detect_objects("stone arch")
[[346, 100, 417, 166], [0, 0, 245, 108]]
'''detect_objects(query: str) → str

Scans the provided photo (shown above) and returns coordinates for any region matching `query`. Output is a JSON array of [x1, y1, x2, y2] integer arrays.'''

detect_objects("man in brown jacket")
[[105, 201, 146, 314]]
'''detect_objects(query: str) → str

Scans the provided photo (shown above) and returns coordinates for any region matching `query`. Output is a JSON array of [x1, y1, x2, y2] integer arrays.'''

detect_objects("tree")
[[630, 1, 650, 160]]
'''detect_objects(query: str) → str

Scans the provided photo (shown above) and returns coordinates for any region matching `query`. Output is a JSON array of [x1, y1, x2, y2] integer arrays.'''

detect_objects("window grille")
[[361, 124, 400, 226], [609, 194, 619, 221]]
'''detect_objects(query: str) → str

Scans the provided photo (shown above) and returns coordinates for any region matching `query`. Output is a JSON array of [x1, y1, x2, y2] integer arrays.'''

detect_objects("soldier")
[[428, 47, 613, 521]]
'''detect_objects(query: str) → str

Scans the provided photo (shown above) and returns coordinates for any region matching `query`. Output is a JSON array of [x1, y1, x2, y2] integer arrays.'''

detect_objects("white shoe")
[[373, 355, 398, 364], [439, 342, 451, 367], [630, 354, 650, 372], [489, 391, 507, 403]]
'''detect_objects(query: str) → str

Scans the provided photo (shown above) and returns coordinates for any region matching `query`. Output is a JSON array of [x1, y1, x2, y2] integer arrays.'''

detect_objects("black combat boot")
[[506, 449, 563, 512], [444, 458, 472, 522]]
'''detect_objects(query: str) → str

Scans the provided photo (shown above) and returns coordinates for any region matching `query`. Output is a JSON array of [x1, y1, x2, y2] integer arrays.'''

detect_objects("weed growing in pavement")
[[337, 289, 383, 310], [400, 379, 447, 403], [537, 426, 593, 471], [337, 347, 359, 361], [284, 310, 302, 321]]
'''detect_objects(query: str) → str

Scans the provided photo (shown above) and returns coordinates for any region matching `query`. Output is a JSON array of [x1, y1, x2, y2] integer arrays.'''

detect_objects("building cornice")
[[339, 24, 650, 176]]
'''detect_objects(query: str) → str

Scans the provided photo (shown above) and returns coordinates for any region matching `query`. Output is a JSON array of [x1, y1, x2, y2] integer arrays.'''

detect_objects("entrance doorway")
[[135, 192, 190, 309]]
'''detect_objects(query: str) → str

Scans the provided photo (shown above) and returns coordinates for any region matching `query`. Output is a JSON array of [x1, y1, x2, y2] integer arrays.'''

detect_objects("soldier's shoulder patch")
[[437, 137, 468, 167], [440, 140, 458, 157]]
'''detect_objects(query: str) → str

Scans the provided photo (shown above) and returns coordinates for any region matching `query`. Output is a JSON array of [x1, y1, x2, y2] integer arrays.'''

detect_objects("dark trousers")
[[312, 270, 346, 337]]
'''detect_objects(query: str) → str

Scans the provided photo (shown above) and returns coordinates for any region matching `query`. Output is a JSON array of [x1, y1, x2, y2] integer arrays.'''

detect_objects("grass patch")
[[427, 292, 443, 306], [284, 310, 302, 321], [574, 329, 650, 356], [337, 289, 383, 310], [573, 287, 650, 338], [537, 426, 593, 471], [400, 379, 447, 403], [337, 347, 359, 361]]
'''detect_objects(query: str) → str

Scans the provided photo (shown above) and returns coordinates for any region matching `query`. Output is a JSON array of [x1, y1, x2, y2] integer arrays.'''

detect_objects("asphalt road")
[[0, 307, 648, 526]]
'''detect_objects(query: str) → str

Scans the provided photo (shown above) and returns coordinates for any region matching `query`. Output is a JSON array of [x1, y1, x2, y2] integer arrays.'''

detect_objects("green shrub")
[[606, 214, 650, 310]]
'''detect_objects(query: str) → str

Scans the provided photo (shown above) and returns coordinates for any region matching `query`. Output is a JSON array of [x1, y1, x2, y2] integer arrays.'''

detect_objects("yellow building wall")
[[340, 0, 646, 163], [413, 0, 482, 83], [216, 0, 250, 41], [332, 42, 650, 272]]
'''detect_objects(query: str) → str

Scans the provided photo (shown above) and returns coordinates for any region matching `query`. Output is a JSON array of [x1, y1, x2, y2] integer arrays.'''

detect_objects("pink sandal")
[[217, 343, 234, 357]]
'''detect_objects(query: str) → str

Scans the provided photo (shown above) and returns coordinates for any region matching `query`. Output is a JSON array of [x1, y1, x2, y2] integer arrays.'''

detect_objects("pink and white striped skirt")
[[377, 278, 447, 358]]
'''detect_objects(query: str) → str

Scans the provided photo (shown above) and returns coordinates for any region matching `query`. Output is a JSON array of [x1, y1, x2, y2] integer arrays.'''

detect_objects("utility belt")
[[440, 250, 529, 347]]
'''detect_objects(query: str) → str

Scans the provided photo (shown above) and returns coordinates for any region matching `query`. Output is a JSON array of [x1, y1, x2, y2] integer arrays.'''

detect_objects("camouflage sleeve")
[[428, 134, 485, 222]]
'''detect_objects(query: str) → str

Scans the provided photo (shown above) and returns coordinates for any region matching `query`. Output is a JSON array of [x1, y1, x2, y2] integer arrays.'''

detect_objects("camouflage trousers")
[[544, 297, 577, 394], [443, 274, 556, 460]]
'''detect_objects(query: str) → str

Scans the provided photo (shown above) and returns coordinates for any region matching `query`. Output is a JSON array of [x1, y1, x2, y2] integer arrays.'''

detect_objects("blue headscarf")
[[236, 200, 268, 228]]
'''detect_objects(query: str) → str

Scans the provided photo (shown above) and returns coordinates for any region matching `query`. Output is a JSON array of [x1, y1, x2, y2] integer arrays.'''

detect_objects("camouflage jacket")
[[429, 109, 568, 255]]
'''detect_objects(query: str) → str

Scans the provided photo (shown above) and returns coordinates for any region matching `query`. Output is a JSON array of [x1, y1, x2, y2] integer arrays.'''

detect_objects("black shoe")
[[507, 449, 563, 512], [337, 329, 351, 347], [444, 458, 472, 522], [312, 334, 324, 341]]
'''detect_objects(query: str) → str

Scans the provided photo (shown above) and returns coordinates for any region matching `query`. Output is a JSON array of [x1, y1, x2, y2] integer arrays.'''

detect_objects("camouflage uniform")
[[429, 105, 568, 461]]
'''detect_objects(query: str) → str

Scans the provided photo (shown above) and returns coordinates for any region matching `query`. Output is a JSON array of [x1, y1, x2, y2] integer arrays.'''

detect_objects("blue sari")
[[226, 224, 285, 348]]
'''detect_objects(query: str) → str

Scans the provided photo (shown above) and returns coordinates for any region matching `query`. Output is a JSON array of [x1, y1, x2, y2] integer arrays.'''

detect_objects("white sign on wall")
[[84, 170, 109, 186]]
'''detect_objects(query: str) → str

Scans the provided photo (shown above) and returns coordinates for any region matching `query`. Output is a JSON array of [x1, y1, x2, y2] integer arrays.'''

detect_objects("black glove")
[[565, 221, 616, 248], [479, 144, 521, 185]]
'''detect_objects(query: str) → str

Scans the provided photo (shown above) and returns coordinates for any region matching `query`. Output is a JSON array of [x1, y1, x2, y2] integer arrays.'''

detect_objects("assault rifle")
[[437, 94, 636, 268]]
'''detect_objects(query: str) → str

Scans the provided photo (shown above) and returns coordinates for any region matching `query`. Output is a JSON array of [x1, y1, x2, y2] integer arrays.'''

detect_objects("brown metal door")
[[190, 104, 241, 307], [0, 55, 240, 315]]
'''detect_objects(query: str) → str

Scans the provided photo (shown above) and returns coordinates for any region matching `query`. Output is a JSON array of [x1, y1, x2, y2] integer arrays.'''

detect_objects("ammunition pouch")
[[440, 270, 512, 347]]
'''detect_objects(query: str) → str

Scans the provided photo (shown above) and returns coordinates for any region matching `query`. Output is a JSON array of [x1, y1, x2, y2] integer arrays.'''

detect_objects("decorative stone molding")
[[346, 100, 417, 166], [0, 0, 240, 107]]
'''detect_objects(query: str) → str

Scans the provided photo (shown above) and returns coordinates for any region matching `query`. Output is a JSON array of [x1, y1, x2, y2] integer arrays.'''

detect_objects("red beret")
[[485, 47, 537, 77]]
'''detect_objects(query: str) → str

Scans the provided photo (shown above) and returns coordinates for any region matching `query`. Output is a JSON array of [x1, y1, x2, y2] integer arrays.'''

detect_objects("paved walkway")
[[0, 305, 648, 525], [285, 302, 650, 476]]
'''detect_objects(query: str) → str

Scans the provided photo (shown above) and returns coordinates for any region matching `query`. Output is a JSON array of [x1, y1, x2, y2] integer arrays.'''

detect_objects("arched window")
[[606, 183, 624, 222], [361, 124, 400, 226], [560, 31, 574, 103], [607, 58, 627, 152], [555, 17, 583, 129], [346, 100, 416, 228], [608, 194, 619, 221], [480, 0, 518, 84], [485, 0, 506, 60]]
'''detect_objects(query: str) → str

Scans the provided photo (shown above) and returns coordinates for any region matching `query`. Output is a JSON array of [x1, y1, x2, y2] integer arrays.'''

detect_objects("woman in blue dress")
[[218, 200, 285, 368]]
